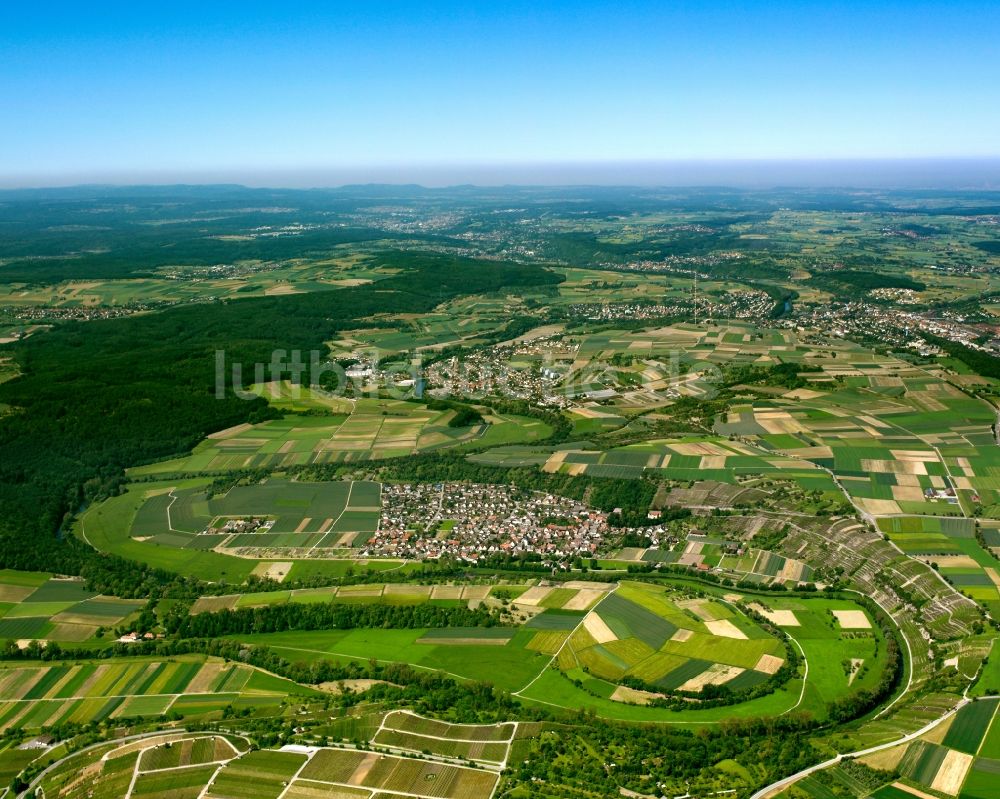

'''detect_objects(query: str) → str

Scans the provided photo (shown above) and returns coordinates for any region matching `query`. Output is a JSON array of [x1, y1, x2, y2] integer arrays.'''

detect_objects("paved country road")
[[749, 695, 999, 799]]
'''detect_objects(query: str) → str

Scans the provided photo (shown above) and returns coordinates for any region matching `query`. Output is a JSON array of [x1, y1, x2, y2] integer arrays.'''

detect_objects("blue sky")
[[1, 1, 999, 184]]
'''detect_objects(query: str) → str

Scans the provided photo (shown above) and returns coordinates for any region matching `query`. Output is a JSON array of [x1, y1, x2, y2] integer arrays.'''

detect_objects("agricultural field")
[[876, 515, 1000, 617], [188, 580, 535, 614], [332, 308, 510, 358], [130, 397, 543, 477], [9, 189, 1000, 799], [218, 578, 893, 725], [0, 250, 401, 308], [539, 436, 835, 489], [32, 716, 508, 799], [0, 656, 315, 734], [515, 583, 891, 723], [624, 521, 815, 587], [77, 478, 417, 582], [713, 347, 995, 516], [33, 733, 251, 799], [558, 582, 788, 697], [831, 697, 1000, 799], [371, 710, 516, 764], [0, 570, 144, 644], [128, 477, 382, 554], [221, 625, 550, 694], [533, 321, 993, 516]]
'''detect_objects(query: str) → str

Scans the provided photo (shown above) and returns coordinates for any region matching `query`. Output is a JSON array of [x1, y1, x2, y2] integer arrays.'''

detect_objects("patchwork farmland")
[[13, 191, 1000, 799], [510, 582, 892, 723], [129, 396, 526, 477], [0, 570, 144, 644], [128, 478, 383, 556], [540, 437, 833, 490], [0, 657, 313, 733], [189, 576, 895, 724], [556, 582, 789, 700], [820, 697, 1000, 799]]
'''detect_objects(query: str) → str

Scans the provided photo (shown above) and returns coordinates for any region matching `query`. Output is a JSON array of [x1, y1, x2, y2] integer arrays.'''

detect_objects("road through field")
[[20, 731, 251, 799], [749, 692, 999, 799]]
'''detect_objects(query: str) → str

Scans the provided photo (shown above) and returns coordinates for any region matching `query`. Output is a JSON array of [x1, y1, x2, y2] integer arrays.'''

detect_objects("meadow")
[[208, 579, 889, 725]]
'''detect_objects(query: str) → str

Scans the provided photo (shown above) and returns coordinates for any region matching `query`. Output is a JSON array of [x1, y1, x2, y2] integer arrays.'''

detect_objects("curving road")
[[749, 699, 967, 799], [749, 692, 998, 799]]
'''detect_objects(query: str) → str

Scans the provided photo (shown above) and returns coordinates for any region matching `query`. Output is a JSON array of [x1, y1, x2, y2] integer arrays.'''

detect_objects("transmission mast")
[[692, 270, 699, 324]]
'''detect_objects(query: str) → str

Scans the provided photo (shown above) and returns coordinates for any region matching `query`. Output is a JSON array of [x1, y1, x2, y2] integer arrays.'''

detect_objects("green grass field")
[[942, 698, 998, 754]]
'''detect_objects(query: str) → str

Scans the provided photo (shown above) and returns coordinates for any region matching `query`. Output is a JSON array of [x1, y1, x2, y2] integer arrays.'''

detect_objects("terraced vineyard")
[[33, 717, 512, 799]]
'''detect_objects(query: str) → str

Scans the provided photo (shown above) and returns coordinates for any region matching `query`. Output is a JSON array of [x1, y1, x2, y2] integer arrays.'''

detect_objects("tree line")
[[0, 252, 561, 570], [167, 597, 506, 638]]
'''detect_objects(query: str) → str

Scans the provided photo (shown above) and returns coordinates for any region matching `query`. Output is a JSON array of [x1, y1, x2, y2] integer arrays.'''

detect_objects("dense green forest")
[[922, 332, 1000, 380], [0, 253, 560, 565], [810, 269, 927, 293]]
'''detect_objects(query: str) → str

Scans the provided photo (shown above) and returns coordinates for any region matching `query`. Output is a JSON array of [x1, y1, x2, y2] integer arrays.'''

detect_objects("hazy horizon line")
[[3, 157, 1000, 192]]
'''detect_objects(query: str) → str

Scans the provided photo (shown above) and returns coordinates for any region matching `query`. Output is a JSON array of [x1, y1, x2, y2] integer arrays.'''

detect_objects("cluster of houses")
[[569, 289, 772, 323], [117, 631, 158, 644], [209, 517, 274, 535], [799, 300, 1000, 358], [924, 486, 962, 504], [362, 483, 666, 565], [424, 336, 576, 407]]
